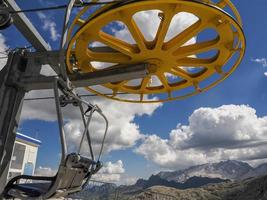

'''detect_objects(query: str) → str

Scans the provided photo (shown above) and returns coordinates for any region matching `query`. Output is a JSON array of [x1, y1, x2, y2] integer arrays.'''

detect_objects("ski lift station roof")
[[16, 132, 42, 147]]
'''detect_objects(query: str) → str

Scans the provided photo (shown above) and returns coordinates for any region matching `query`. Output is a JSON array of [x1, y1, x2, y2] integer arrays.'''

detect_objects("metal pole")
[[53, 79, 68, 163], [0, 50, 28, 194]]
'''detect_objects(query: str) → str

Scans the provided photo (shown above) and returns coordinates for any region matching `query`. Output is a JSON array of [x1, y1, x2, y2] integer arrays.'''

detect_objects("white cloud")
[[115, 10, 198, 45], [122, 176, 138, 185], [0, 33, 8, 71], [251, 58, 267, 76], [40, 64, 57, 76], [37, 12, 60, 42], [251, 58, 267, 67], [92, 160, 136, 185], [35, 166, 57, 176], [62, 96, 160, 154], [100, 160, 125, 174], [21, 88, 161, 154], [135, 105, 267, 170], [95, 160, 124, 183]]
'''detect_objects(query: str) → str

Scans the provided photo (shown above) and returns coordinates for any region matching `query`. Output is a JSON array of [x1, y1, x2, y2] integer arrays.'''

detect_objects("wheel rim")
[[67, 0, 245, 103], [66, 0, 242, 47], [193, 0, 242, 26]]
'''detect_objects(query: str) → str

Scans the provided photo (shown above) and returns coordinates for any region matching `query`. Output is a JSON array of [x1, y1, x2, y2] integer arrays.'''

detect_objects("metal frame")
[[3, 77, 107, 199], [0, 0, 148, 197], [0, 50, 34, 195], [53, 77, 108, 164]]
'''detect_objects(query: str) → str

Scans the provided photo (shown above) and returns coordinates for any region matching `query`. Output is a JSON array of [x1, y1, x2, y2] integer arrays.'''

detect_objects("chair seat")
[[4, 154, 98, 199], [10, 182, 52, 197]]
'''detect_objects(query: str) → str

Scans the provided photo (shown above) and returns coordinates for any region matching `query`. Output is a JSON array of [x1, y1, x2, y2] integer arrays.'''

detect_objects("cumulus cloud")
[[63, 94, 160, 154], [0, 33, 8, 71], [264, 72, 267, 77], [37, 12, 60, 42], [135, 105, 267, 170], [21, 88, 161, 154], [93, 160, 125, 183], [251, 58, 267, 67], [115, 10, 198, 45], [91, 160, 137, 185]]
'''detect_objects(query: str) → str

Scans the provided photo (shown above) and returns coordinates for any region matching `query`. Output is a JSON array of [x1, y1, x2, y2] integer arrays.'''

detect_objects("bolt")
[[158, 12, 165, 20]]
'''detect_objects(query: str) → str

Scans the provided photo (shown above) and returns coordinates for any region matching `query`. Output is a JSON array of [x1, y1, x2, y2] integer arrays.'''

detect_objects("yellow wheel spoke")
[[87, 51, 131, 64], [154, 10, 174, 49], [163, 20, 205, 52], [173, 37, 220, 59], [140, 77, 151, 90], [140, 94, 144, 102], [110, 80, 128, 87], [177, 57, 218, 67], [123, 16, 147, 51], [157, 73, 170, 90], [216, 0, 227, 9], [112, 89, 118, 97], [98, 31, 138, 57], [169, 68, 193, 82]]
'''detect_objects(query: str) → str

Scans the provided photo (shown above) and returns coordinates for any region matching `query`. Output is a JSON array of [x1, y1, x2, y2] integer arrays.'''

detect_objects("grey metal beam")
[[20, 63, 149, 90], [0, 50, 28, 194], [5, 0, 51, 51], [24, 47, 118, 75], [25, 50, 62, 74], [70, 63, 149, 88], [24, 47, 120, 64]]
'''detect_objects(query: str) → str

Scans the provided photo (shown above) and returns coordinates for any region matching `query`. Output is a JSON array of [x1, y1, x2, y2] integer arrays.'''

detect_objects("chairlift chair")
[[3, 78, 108, 199]]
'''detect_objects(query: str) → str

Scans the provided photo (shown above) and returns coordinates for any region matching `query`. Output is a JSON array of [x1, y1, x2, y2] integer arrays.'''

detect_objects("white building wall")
[[8, 139, 39, 180]]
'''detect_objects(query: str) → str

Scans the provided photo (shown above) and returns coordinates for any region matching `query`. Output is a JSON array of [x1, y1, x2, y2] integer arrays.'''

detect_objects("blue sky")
[[1, 0, 267, 184]]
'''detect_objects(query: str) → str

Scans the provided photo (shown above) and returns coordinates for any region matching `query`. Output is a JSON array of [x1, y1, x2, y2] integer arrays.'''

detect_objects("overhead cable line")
[[24, 93, 128, 101], [8, 1, 123, 14]]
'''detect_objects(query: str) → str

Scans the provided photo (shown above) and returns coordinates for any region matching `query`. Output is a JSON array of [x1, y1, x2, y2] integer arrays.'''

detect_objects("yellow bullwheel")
[[66, 0, 245, 103]]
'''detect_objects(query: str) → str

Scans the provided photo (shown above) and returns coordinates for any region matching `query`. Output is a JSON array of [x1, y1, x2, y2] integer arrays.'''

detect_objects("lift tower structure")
[[0, 0, 148, 194]]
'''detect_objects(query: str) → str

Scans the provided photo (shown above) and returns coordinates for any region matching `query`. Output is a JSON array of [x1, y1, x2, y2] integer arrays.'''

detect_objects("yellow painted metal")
[[66, 0, 242, 45], [198, 0, 242, 26], [66, 0, 245, 103]]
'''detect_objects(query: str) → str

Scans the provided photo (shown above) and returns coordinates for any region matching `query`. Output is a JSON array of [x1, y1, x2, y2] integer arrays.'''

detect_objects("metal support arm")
[[20, 63, 149, 90]]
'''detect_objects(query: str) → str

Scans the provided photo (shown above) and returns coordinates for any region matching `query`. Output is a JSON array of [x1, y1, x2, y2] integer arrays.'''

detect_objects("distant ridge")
[[158, 160, 266, 182]]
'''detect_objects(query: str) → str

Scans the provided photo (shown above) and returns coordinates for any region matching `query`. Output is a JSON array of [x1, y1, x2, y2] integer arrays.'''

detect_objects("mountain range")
[[157, 160, 267, 183], [69, 160, 267, 200], [131, 174, 267, 200]]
